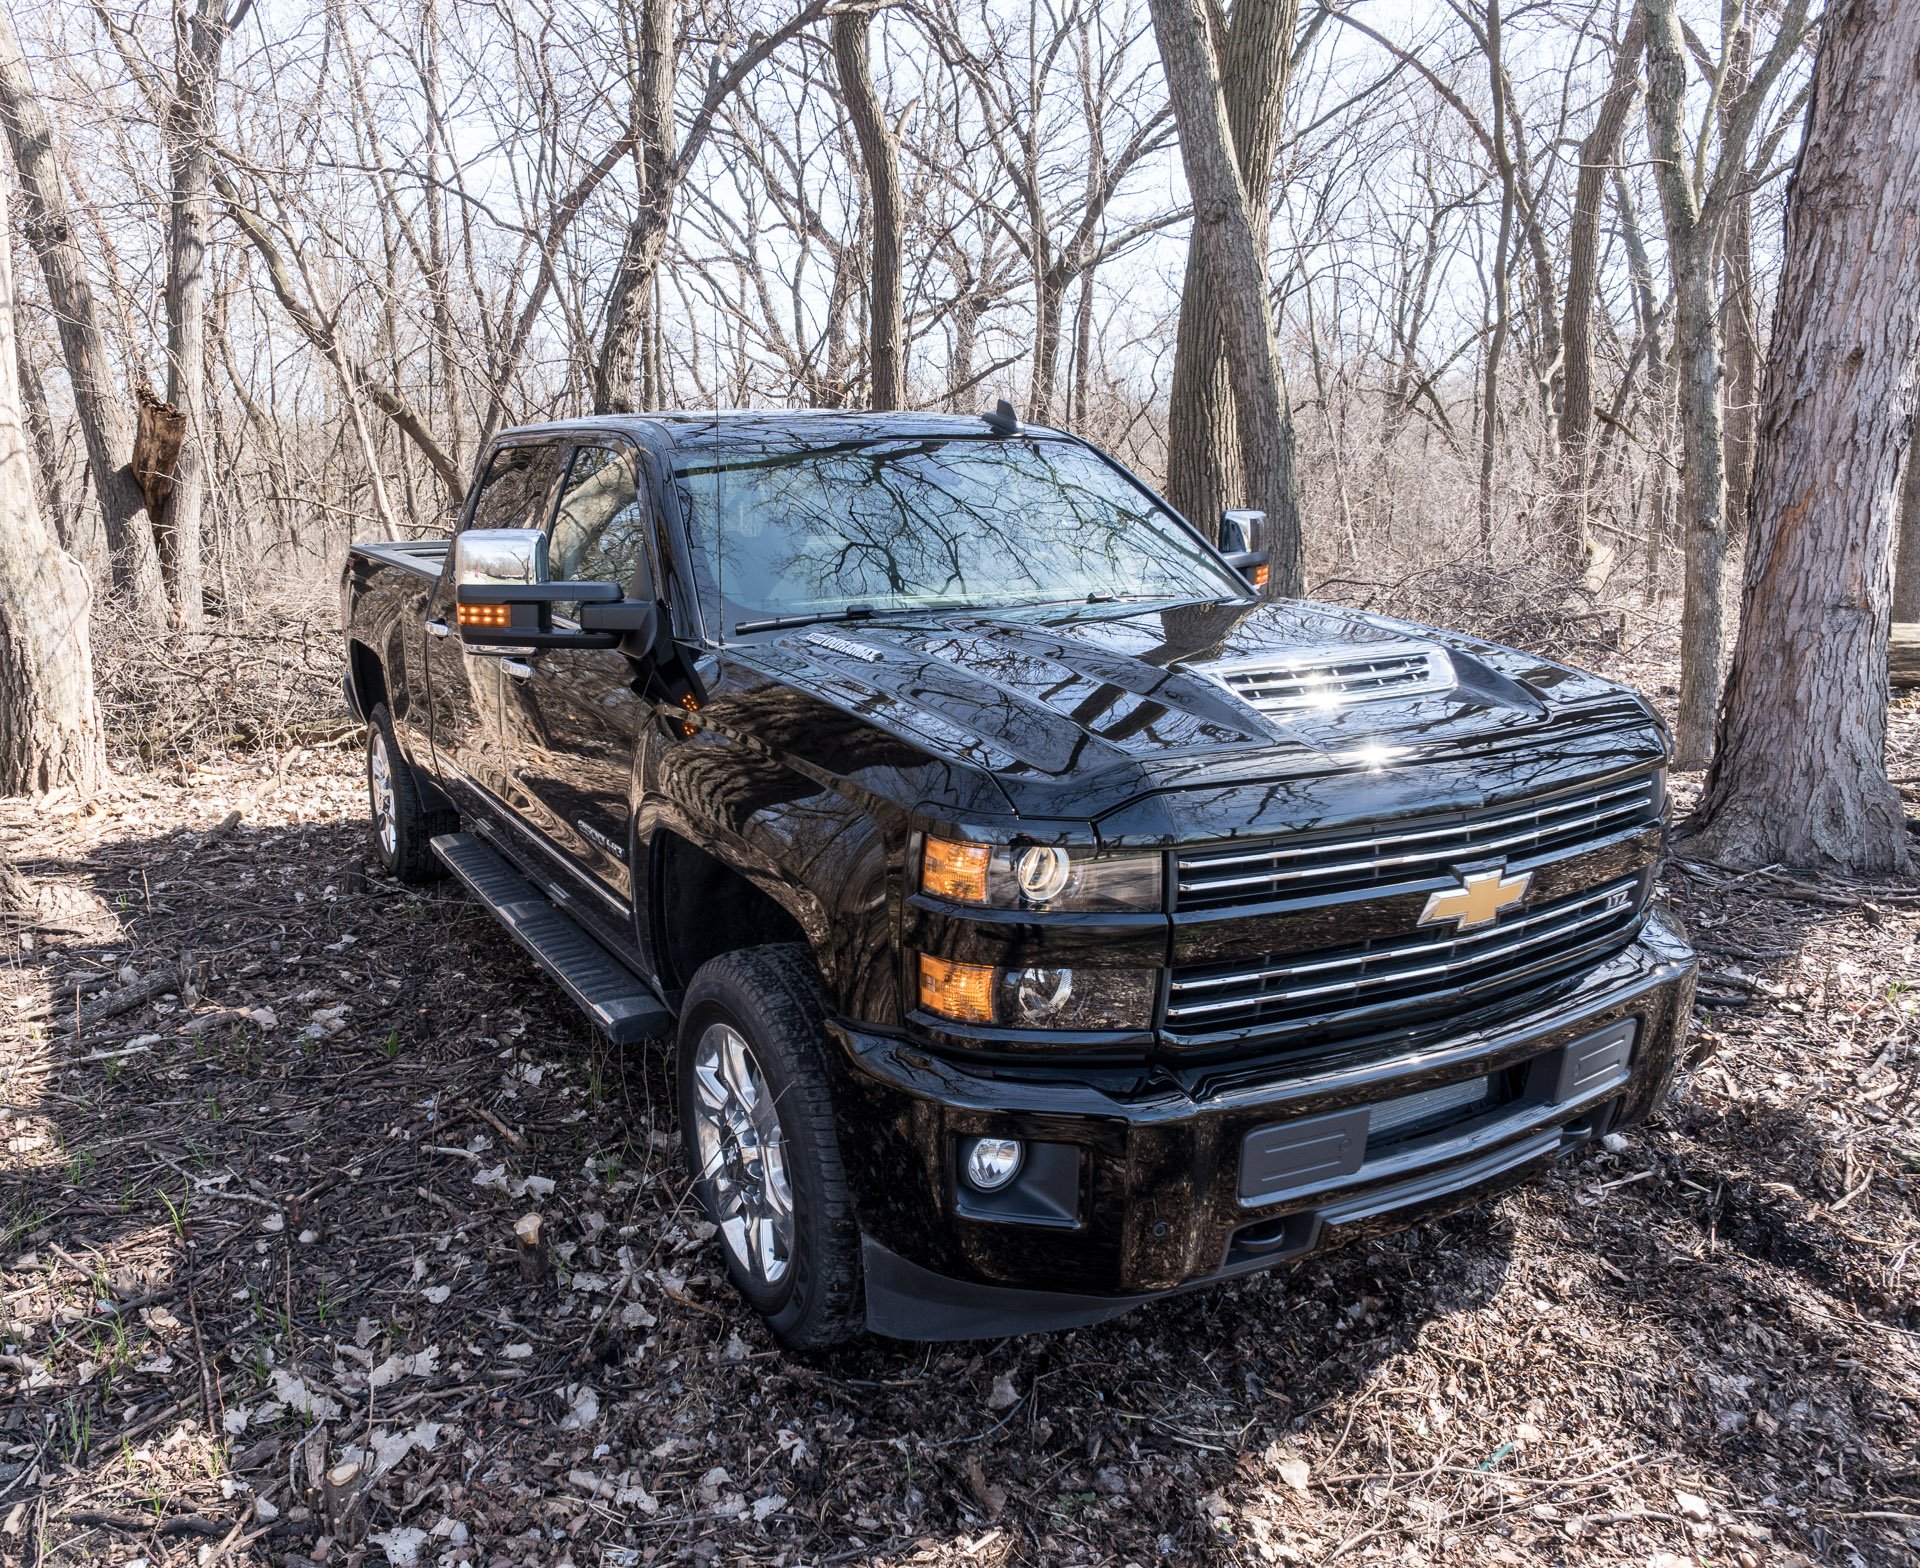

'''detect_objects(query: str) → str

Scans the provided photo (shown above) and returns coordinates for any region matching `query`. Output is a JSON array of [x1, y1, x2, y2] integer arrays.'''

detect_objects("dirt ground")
[[3, 701, 1918, 1568]]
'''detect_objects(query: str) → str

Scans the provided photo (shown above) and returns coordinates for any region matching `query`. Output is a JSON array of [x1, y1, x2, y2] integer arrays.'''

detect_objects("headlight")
[[919, 835, 1162, 911], [917, 953, 1155, 1030]]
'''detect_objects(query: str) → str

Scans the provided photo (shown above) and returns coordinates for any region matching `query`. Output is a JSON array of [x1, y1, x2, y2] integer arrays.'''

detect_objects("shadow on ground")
[[3, 767, 1916, 1566]]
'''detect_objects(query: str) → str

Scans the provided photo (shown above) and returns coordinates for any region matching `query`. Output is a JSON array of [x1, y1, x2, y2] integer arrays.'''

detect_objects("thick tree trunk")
[[1644, 0, 1727, 769], [832, 6, 905, 411], [0, 8, 164, 626], [1161, 0, 1301, 562], [1687, 0, 1920, 875], [1150, 0, 1300, 591], [1557, 9, 1644, 568], [0, 159, 101, 798]]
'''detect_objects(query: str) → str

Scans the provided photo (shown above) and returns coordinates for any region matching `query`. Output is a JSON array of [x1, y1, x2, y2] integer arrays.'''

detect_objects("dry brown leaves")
[[0, 705, 1916, 1567]]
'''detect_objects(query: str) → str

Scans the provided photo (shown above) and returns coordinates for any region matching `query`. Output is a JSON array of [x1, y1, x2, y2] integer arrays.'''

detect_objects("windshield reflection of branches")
[[680, 438, 1233, 620]]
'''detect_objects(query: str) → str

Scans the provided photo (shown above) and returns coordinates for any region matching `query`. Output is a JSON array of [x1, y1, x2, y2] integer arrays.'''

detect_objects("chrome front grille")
[[1165, 877, 1645, 1042], [1208, 645, 1453, 716], [1176, 769, 1661, 911]]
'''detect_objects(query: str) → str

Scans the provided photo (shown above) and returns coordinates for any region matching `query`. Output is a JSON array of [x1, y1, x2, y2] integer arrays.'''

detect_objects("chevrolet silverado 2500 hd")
[[341, 408, 1696, 1348]]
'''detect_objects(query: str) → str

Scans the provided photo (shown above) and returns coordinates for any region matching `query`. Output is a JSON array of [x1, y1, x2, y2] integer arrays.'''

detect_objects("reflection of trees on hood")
[[678, 435, 1221, 615]]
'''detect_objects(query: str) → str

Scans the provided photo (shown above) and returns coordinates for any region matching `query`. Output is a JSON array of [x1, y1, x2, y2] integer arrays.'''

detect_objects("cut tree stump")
[[1892, 624, 1920, 689]]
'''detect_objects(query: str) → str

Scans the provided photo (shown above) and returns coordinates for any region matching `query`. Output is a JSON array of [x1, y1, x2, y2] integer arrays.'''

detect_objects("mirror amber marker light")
[[921, 836, 989, 902], [918, 953, 995, 1024]]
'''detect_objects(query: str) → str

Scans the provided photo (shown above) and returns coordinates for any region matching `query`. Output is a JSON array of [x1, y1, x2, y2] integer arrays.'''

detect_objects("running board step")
[[431, 832, 671, 1045]]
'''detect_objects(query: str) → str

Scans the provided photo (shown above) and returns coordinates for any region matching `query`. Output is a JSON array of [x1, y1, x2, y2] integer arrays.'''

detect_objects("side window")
[[467, 442, 562, 533], [550, 445, 654, 596]]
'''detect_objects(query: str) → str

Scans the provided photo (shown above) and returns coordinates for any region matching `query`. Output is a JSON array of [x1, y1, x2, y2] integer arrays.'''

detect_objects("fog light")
[[963, 1136, 1023, 1192]]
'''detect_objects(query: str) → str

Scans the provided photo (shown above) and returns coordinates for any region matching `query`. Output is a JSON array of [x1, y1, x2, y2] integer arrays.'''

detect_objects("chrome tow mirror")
[[1219, 508, 1271, 590]]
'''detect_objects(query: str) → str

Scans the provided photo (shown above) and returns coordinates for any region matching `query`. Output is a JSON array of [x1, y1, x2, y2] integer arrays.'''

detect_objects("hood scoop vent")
[[1205, 644, 1455, 716]]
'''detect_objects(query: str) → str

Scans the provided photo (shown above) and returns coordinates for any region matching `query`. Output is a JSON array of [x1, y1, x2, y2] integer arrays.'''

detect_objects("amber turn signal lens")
[[917, 953, 996, 1024], [921, 836, 989, 902], [1247, 563, 1271, 589], [458, 602, 512, 628]]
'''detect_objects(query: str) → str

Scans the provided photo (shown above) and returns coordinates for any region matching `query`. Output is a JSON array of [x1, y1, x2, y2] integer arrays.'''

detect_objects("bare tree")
[[592, 0, 830, 415], [1640, 0, 1812, 768], [1150, 0, 1300, 591], [156, 0, 247, 621], [0, 6, 165, 625], [0, 157, 101, 797], [1558, 6, 1644, 569], [1688, 0, 1920, 874], [1162, 0, 1300, 545], [833, 4, 905, 408]]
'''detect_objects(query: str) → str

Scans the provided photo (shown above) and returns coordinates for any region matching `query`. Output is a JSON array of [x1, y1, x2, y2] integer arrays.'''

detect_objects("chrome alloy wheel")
[[368, 730, 398, 859], [690, 1021, 794, 1287]]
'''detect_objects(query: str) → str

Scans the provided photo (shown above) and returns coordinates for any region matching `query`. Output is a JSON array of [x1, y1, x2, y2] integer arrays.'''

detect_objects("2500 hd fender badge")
[[1420, 866, 1532, 930]]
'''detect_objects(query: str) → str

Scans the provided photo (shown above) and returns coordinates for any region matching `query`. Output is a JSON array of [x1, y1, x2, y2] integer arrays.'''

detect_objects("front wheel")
[[676, 946, 863, 1351]]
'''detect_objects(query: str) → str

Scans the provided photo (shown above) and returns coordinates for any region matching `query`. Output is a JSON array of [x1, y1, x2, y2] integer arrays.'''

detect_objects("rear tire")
[[365, 703, 450, 883], [676, 945, 864, 1350]]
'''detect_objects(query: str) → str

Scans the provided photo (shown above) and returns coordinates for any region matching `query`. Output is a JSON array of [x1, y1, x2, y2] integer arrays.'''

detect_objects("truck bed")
[[351, 538, 448, 578]]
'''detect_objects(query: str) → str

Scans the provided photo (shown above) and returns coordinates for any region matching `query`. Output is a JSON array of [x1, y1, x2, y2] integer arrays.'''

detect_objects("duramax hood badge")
[[1419, 866, 1532, 930]]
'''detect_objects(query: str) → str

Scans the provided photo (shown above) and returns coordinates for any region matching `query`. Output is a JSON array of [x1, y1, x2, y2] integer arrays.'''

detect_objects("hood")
[[728, 598, 1654, 817]]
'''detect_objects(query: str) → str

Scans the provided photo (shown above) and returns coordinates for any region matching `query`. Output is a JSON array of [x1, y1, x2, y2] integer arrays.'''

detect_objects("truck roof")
[[495, 408, 1064, 460]]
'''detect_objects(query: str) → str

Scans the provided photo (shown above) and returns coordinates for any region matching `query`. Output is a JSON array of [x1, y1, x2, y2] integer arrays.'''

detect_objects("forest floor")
[[2, 697, 1918, 1568]]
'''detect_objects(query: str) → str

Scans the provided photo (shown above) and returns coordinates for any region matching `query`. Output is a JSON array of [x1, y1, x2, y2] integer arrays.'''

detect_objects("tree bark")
[[1150, 0, 1301, 592], [0, 8, 165, 626], [0, 157, 101, 798], [1643, 0, 1726, 770], [832, 5, 904, 410], [1160, 0, 1301, 562], [1557, 8, 1644, 569], [1687, 0, 1920, 875]]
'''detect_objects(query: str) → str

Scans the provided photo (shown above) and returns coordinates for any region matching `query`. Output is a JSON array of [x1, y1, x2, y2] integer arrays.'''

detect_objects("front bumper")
[[827, 909, 1695, 1340]]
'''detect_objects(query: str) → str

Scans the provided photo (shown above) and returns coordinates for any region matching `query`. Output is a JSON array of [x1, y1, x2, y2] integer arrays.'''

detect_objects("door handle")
[[425, 618, 451, 639], [501, 658, 536, 681]]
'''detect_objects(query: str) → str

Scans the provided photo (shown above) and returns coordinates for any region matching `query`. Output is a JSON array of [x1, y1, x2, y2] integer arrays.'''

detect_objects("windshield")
[[671, 433, 1246, 635]]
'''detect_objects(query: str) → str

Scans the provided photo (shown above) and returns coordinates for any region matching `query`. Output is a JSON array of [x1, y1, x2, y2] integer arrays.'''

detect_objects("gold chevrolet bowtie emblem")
[[1419, 867, 1533, 930]]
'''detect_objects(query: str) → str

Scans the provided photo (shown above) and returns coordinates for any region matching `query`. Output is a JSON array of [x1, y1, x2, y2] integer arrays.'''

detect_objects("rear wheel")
[[365, 703, 450, 883], [676, 945, 863, 1350]]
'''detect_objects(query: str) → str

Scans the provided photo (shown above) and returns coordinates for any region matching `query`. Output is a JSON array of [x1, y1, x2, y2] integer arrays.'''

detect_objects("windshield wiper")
[[733, 604, 882, 635], [733, 600, 991, 635]]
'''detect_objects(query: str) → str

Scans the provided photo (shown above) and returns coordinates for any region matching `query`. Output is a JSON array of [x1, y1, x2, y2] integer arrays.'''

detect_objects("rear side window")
[[468, 442, 562, 532], [550, 445, 654, 596]]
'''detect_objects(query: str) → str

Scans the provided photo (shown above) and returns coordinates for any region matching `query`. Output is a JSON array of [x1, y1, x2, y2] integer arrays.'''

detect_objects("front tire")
[[676, 946, 863, 1350], [365, 703, 449, 883]]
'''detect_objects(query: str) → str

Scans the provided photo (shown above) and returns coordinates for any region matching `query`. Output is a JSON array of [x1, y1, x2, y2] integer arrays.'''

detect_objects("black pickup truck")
[[341, 409, 1695, 1348]]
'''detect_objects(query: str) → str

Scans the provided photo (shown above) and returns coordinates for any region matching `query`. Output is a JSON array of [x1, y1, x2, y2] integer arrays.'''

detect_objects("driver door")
[[424, 438, 562, 809], [498, 440, 659, 900]]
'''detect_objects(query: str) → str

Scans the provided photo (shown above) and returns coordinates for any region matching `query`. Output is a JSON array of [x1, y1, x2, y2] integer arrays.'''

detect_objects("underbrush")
[[91, 582, 347, 768]]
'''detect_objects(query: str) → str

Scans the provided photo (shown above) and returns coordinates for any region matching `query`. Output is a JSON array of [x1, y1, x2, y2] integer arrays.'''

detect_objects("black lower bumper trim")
[[860, 1104, 1606, 1340], [861, 1237, 1149, 1340]]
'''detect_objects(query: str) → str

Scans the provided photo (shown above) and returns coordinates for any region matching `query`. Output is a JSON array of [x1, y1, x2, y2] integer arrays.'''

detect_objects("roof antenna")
[[982, 397, 1020, 436]]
